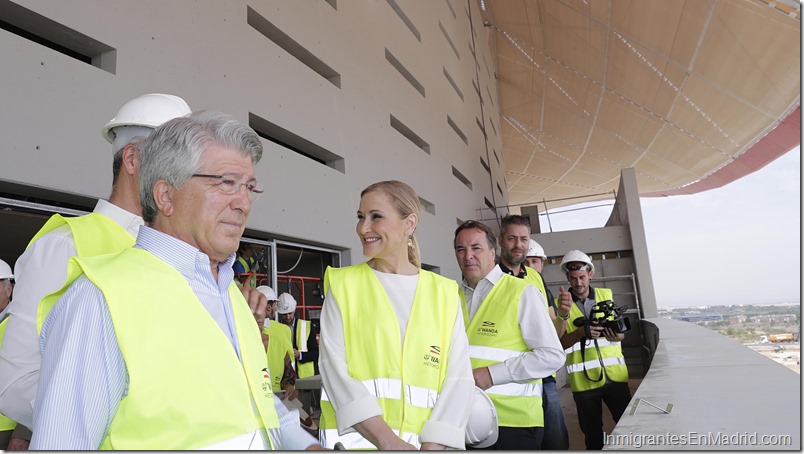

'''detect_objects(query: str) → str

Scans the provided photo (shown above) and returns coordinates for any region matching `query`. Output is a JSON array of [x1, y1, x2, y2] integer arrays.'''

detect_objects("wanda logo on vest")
[[422, 345, 441, 369], [477, 321, 499, 337], [260, 367, 272, 397]]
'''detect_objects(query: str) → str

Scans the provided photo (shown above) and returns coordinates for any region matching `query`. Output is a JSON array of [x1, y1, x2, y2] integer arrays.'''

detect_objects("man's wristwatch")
[[558, 310, 570, 320]]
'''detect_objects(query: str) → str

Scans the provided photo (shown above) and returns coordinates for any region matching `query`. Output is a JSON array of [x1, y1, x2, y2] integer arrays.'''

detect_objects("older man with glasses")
[[30, 111, 321, 451]]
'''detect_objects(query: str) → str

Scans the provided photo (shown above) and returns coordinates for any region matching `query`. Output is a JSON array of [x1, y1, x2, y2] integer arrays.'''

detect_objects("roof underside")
[[482, 0, 801, 210]]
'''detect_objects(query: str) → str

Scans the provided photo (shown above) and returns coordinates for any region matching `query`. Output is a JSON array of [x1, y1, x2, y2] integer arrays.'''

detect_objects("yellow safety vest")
[[523, 266, 548, 305], [563, 288, 629, 392], [44, 248, 281, 450], [461, 274, 543, 427], [263, 321, 294, 392], [31, 212, 135, 332], [0, 319, 17, 432], [319, 263, 458, 449], [294, 319, 315, 379], [236, 256, 257, 287]]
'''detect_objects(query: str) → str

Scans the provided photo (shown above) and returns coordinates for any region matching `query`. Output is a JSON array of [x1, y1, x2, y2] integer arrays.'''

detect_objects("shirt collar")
[[498, 260, 526, 278], [93, 199, 144, 238], [135, 226, 236, 278], [460, 264, 504, 291]]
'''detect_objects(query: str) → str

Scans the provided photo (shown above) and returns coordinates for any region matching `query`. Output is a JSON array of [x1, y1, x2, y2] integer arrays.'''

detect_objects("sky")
[[540, 147, 801, 308]]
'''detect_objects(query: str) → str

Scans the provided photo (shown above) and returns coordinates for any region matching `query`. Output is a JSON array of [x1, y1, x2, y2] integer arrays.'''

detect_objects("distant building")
[[673, 314, 724, 324], [729, 315, 747, 325]]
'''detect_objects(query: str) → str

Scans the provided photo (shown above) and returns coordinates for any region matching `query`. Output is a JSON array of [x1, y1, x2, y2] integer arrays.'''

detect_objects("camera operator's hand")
[[585, 323, 605, 340], [603, 327, 625, 342]]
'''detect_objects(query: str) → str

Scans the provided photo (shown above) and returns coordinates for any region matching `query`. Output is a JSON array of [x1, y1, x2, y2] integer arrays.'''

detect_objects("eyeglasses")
[[191, 173, 264, 201]]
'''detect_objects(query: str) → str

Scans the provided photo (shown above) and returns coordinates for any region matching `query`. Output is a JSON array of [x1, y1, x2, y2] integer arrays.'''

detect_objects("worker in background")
[[319, 180, 474, 450], [256, 285, 298, 400], [497, 216, 570, 450], [278, 292, 319, 379], [0, 93, 193, 448], [454, 220, 565, 450], [234, 242, 258, 287], [558, 250, 630, 450], [30, 111, 321, 450], [527, 238, 572, 449], [0, 259, 25, 451]]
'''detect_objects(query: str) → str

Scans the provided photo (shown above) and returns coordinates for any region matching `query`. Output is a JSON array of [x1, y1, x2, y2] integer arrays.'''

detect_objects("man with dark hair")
[[497, 215, 571, 450], [454, 220, 564, 450]]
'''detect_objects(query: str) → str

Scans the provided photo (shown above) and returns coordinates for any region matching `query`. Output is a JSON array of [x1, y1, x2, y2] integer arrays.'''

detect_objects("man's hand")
[[6, 438, 30, 451], [472, 367, 493, 390], [294, 348, 301, 360], [584, 323, 605, 340], [240, 285, 268, 327], [556, 286, 573, 320], [284, 383, 298, 401], [603, 327, 625, 342]]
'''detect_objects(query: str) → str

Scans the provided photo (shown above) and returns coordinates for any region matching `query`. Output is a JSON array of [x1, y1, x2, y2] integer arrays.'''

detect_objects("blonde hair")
[[360, 180, 422, 268]]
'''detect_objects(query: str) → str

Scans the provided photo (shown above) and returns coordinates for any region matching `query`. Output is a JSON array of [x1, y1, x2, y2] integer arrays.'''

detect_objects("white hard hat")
[[526, 239, 547, 259], [277, 293, 297, 314], [101, 93, 192, 148], [465, 387, 498, 448], [0, 259, 13, 280], [256, 285, 277, 301], [560, 249, 595, 274]]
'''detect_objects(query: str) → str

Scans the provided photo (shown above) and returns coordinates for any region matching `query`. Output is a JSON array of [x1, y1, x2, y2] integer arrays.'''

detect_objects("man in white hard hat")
[[256, 286, 298, 400], [558, 250, 630, 450], [453, 220, 565, 450], [30, 111, 321, 450], [0, 260, 24, 451], [0, 94, 194, 443], [277, 292, 319, 379]]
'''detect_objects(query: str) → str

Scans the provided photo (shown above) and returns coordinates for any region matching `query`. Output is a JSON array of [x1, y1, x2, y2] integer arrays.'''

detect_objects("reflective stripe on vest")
[[0, 319, 17, 431], [566, 356, 627, 375], [462, 274, 544, 427], [60, 249, 281, 450], [564, 287, 629, 392], [319, 263, 457, 450], [320, 378, 439, 410], [32, 213, 135, 333]]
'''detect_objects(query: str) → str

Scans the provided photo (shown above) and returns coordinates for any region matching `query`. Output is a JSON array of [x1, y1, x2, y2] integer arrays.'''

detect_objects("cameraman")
[[557, 250, 630, 450]]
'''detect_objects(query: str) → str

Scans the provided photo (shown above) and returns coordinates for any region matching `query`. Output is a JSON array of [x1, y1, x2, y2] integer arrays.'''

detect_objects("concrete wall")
[[0, 0, 505, 279]]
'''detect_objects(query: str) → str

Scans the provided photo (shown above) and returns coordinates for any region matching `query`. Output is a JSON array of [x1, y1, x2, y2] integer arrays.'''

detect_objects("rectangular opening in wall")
[[443, 67, 464, 102], [438, 21, 460, 60], [0, 0, 116, 73], [445, 0, 456, 19], [489, 117, 497, 136], [247, 6, 341, 88], [249, 112, 345, 173], [452, 166, 472, 190], [390, 114, 430, 154], [385, 49, 425, 97], [493, 148, 501, 166], [447, 116, 468, 145], [484, 197, 495, 214], [497, 182, 503, 197], [480, 156, 490, 174], [487, 86, 494, 107], [476, 117, 486, 138], [386, 0, 420, 42], [472, 78, 480, 97], [469, 40, 476, 58], [418, 196, 436, 215], [325, 0, 337, 9]]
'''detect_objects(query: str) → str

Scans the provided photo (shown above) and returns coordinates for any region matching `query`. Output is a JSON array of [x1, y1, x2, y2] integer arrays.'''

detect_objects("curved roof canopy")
[[481, 0, 800, 209]]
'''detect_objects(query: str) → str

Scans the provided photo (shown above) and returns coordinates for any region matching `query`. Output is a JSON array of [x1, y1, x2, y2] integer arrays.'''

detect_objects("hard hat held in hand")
[[256, 285, 277, 301], [465, 386, 498, 448], [0, 259, 13, 280], [277, 292, 297, 314], [101, 93, 192, 144], [527, 239, 547, 259]]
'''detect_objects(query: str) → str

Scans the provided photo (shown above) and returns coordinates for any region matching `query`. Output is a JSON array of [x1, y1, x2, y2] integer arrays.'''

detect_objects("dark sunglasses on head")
[[565, 263, 590, 271]]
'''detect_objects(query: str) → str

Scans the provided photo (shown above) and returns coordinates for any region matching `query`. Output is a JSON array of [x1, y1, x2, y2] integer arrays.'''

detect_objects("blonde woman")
[[319, 181, 473, 450]]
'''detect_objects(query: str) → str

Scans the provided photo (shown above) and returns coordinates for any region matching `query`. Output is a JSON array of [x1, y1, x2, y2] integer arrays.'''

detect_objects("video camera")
[[573, 300, 631, 335]]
